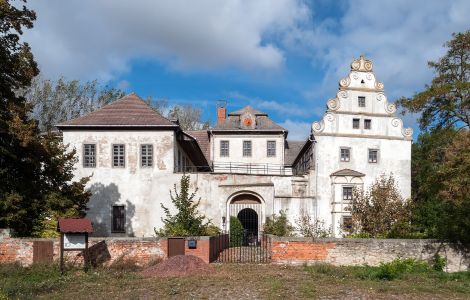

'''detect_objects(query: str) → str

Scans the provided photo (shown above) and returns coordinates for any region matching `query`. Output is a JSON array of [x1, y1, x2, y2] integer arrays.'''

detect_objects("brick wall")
[[271, 236, 469, 272]]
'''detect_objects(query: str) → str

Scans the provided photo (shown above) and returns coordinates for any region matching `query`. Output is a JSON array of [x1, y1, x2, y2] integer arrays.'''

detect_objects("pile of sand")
[[140, 255, 210, 277]]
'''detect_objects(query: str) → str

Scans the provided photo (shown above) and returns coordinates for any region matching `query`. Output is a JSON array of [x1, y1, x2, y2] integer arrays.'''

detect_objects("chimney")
[[217, 100, 227, 126]]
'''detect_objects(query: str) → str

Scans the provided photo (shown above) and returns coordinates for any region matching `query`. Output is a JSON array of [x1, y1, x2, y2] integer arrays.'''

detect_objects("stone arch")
[[226, 191, 264, 238]]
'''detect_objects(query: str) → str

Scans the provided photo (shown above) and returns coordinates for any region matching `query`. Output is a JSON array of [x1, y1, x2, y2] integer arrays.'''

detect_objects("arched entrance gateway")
[[228, 193, 263, 242]]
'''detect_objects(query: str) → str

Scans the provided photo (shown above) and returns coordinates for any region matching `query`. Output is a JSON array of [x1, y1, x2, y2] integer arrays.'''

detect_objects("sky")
[[21, 0, 470, 140]]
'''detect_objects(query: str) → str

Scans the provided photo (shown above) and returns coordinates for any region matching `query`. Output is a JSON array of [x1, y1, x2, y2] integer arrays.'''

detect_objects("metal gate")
[[213, 232, 271, 263], [167, 238, 185, 257], [33, 241, 53, 263]]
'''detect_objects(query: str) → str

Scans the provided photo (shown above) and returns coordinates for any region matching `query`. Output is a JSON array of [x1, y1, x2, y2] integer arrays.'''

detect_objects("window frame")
[[353, 118, 360, 129], [358, 96, 366, 107], [364, 119, 372, 130], [112, 144, 125, 168], [243, 140, 252, 157], [340, 147, 350, 162], [111, 205, 126, 233], [83, 143, 96, 168], [342, 186, 353, 201], [342, 215, 353, 230], [267, 140, 276, 157], [368, 148, 379, 163], [140, 144, 153, 168], [220, 140, 230, 157]]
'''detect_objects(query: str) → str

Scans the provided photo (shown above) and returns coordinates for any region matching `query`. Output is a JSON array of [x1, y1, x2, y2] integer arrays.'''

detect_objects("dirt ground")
[[25, 263, 469, 300]]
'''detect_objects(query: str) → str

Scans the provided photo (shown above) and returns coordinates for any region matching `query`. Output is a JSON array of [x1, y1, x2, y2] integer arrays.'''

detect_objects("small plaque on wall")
[[188, 239, 197, 249]]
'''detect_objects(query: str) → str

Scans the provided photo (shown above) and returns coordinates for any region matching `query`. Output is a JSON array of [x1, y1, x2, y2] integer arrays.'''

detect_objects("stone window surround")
[[140, 144, 153, 168], [112, 144, 125, 168], [243, 140, 252, 157], [83, 143, 96, 168], [340, 147, 350, 162], [267, 140, 276, 157], [368, 148, 379, 163], [220, 140, 229, 157]]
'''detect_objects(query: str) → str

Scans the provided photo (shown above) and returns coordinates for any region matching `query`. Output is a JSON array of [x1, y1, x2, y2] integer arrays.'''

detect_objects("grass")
[[0, 260, 469, 299]]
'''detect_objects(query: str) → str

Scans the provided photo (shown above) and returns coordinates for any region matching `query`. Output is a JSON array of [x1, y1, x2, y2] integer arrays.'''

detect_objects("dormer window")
[[358, 96, 366, 107], [353, 118, 360, 129]]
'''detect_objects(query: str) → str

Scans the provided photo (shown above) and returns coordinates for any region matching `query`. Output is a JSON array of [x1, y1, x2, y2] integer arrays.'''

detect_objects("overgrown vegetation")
[[229, 216, 244, 246], [155, 175, 219, 237], [344, 174, 413, 238], [295, 209, 332, 240], [263, 210, 294, 237]]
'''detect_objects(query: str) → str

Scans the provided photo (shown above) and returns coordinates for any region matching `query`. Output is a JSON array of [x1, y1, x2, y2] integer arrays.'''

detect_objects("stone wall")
[[271, 237, 469, 272]]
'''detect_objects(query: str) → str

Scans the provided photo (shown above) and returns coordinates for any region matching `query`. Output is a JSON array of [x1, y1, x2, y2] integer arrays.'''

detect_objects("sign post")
[[57, 218, 93, 274]]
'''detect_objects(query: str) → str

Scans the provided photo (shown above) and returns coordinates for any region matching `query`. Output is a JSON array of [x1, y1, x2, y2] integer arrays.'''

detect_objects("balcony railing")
[[175, 162, 292, 176]]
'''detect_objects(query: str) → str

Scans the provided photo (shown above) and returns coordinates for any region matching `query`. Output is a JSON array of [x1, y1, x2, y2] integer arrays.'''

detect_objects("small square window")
[[369, 149, 378, 163], [358, 96, 366, 107], [83, 144, 96, 168], [267, 141, 276, 157], [342, 216, 353, 229], [353, 119, 360, 129], [343, 187, 353, 201], [220, 140, 229, 157], [141, 144, 153, 167], [340, 148, 350, 162], [243, 141, 252, 157], [364, 119, 371, 130], [112, 205, 125, 233], [113, 144, 125, 167]]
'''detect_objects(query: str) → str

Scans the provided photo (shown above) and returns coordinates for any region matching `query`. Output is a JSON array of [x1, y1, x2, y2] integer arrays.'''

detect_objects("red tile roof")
[[185, 130, 210, 162], [58, 218, 93, 233], [57, 93, 177, 128]]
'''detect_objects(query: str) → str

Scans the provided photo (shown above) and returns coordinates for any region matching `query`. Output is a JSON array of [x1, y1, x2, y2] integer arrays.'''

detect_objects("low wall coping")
[[269, 235, 444, 244]]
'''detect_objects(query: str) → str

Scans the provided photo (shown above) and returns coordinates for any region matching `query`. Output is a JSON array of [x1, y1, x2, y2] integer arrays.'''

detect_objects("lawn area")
[[1, 261, 469, 299]]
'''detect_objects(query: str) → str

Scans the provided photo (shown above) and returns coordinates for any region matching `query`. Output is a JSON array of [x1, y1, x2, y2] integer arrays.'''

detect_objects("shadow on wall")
[[87, 182, 136, 237]]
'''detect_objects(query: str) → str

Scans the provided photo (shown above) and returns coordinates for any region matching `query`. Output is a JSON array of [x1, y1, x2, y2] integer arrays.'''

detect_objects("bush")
[[229, 216, 244, 247], [374, 258, 430, 280], [264, 210, 294, 236], [432, 254, 446, 272]]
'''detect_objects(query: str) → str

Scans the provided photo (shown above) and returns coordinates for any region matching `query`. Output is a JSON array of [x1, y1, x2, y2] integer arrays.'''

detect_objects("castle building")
[[57, 56, 412, 237]]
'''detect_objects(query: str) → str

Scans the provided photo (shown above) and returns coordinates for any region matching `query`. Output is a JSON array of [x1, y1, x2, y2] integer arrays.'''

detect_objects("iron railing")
[[175, 162, 293, 175], [211, 232, 271, 263]]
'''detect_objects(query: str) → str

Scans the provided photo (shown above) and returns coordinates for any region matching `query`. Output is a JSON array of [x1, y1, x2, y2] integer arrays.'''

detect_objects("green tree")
[[398, 30, 470, 130], [229, 216, 244, 246], [346, 174, 412, 238], [21, 76, 125, 132], [156, 175, 215, 236], [0, 0, 90, 236], [263, 210, 294, 237]]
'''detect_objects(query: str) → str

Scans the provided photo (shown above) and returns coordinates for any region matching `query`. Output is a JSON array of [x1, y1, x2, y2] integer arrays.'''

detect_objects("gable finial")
[[351, 54, 373, 72]]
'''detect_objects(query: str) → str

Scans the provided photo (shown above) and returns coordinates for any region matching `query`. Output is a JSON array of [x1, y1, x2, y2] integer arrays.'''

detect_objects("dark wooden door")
[[168, 238, 185, 257], [33, 241, 53, 263]]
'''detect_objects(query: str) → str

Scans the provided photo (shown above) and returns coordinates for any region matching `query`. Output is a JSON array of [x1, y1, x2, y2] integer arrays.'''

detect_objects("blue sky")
[[23, 0, 470, 139]]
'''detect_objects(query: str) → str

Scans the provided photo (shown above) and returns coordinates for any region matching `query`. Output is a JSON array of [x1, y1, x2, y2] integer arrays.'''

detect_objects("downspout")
[[309, 134, 318, 220]]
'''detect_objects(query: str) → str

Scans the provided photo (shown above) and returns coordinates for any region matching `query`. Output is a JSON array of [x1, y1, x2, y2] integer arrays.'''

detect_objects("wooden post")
[[84, 233, 89, 272], [60, 233, 64, 275]]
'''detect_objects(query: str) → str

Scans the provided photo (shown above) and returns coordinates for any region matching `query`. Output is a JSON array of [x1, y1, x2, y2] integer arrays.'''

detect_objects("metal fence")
[[212, 232, 271, 263], [175, 162, 292, 176]]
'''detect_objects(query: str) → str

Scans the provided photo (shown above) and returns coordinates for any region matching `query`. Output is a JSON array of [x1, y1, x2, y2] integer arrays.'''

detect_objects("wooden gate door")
[[33, 241, 53, 263], [168, 238, 185, 257]]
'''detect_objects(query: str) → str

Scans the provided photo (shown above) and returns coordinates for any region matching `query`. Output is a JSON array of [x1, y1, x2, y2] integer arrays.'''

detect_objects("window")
[[343, 187, 353, 201], [267, 140, 276, 157], [358, 96, 366, 107], [141, 144, 153, 167], [342, 216, 353, 230], [83, 144, 96, 168], [243, 141, 252, 157], [112, 205, 125, 233], [340, 147, 350, 162], [220, 140, 229, 157], [368, 149, 378, 163], [112, 144, 125, 167], [364, 119, 371, 130], [353, 118, 360, 129]]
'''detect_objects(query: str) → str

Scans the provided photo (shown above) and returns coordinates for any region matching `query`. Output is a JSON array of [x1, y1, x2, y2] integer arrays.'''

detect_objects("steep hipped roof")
[[57, 93, 177, 128], [214, 105, 286, 132], [284, 140, 307, 166], [330, 169, 365, 177], [184, 130, 210, 163]]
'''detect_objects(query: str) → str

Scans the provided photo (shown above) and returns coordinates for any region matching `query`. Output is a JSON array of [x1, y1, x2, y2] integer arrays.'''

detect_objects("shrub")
[[432, 254, 446, 272], [375, 258, 430, 280], [264, 210, 294, 236], [295, 209, 332, 240], [229, 216, 244, 247]]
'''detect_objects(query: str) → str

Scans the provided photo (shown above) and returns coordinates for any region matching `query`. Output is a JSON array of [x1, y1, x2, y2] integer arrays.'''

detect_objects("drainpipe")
[[309, 134, 318, 220]]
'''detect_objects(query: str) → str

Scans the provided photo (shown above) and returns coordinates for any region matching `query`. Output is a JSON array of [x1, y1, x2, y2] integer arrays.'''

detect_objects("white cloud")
[[279, 119, 311, 140], [24, 0, 309, 80]]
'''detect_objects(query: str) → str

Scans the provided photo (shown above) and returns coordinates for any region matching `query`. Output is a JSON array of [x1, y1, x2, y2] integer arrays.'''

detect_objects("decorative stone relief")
[[339, 76, 351, 88], [376, 93, 386, 102], [384, 102, 396, 114], [312, 113, 334, 133], [327, 98, 340, 111], [391, 118, 401, 127], [338, 91, 348, 99], [366, 73, 373, 80], [375, 81, 384, 90], [351, 55, 373, 72], [402, 127, 413, 137]]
